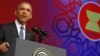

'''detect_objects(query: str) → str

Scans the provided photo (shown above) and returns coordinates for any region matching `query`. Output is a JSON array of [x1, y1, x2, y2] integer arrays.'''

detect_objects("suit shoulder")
[[0, 22, 15, 30], [2, 22, 15, 27]]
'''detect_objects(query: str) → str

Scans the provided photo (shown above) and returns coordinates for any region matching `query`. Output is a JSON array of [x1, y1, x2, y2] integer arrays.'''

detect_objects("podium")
[[5, 38, 66, 56]]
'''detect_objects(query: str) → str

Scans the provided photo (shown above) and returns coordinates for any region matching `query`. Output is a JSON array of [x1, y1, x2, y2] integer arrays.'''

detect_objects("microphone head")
[[31, 27, 48, 37]]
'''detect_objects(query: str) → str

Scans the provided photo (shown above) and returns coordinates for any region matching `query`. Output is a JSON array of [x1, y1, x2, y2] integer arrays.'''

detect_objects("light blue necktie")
[[19, 26, 24, 39]]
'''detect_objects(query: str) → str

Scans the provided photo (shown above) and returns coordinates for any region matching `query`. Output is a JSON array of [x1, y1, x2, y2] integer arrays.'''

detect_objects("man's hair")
[[16, 2, 32, 10]]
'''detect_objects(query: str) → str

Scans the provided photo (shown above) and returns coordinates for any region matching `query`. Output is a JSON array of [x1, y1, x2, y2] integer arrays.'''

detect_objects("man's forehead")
[[17, 2, 32, 10]]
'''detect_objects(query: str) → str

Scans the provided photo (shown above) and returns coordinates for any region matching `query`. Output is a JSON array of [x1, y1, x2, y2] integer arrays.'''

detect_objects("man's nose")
[[23, 10, 27, 14]]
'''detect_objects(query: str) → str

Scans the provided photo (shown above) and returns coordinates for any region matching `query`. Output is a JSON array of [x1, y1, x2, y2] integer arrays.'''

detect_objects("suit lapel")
[[25, 29, 29, 40], [10, 22, 19, 38]]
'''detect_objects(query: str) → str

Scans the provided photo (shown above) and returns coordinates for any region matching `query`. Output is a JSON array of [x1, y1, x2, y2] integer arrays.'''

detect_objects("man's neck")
[[16, 20, 25, 26]]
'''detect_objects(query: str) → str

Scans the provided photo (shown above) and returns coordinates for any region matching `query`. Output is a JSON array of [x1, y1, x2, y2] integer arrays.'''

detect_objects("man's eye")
[[20, 8, 24, 10], [27, 9, 31, 12]]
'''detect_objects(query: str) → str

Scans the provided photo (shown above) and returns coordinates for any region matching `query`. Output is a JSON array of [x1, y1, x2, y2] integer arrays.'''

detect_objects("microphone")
[[31, 27, 48, 37]]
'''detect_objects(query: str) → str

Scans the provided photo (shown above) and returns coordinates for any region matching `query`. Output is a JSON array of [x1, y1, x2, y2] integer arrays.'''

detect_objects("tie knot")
[[20, 26, 24, 29]]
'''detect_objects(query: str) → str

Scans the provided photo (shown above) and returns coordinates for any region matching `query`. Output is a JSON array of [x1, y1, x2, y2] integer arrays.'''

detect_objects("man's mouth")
[[21, 15, 27, 18]]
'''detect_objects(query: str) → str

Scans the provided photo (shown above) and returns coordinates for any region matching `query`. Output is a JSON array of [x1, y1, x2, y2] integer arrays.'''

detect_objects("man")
[[0, 2, 35, 55]]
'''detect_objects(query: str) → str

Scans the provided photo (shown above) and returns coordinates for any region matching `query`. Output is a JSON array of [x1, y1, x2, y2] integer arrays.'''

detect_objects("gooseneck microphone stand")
[[31, 27, 48, 43]]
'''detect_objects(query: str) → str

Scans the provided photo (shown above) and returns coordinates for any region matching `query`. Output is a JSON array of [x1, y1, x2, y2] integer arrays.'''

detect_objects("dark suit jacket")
[[0, 22, 35, 56]]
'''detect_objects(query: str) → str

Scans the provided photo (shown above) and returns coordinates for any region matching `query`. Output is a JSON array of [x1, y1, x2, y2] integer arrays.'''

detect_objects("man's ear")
[[15, 10, 17, 15], [29, 14, 32, 19]]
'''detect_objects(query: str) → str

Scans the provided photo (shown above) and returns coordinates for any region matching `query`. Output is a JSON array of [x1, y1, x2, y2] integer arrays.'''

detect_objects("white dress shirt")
[[15, 20, 26, 40]]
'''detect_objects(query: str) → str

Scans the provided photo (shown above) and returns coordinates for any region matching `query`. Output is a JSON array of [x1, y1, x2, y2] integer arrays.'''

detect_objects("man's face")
[[15, 3, 32, 24]]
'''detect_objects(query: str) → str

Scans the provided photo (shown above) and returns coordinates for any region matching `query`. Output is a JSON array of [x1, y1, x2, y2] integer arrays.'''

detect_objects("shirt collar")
[[15, 20, 25, 29]]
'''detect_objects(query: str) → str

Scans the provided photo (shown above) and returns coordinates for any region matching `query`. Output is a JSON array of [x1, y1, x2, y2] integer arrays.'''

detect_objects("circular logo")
[[32, 48, 52, 56], [78, 2, 100, 41]]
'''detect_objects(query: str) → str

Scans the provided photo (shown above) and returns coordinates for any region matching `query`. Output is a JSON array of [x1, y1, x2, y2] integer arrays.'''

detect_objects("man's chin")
[[18, 19, 27, 24], [20, 18, 28, 21]]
